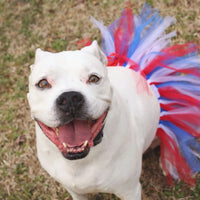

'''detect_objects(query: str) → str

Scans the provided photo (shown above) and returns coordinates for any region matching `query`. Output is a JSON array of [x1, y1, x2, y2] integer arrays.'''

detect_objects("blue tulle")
[[127, 4, 163, 58], [161, 121, 200, 173]]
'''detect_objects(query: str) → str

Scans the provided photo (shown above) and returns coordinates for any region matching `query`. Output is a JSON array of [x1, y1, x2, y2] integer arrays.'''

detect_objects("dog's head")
[[27, 41, 112, 160]]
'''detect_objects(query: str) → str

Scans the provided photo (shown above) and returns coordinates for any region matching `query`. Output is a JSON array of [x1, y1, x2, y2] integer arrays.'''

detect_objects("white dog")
[[27, 41, 160, 200]]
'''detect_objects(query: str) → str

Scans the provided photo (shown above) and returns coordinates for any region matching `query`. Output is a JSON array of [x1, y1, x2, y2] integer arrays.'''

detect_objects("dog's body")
[[28, 41, 160, 200]]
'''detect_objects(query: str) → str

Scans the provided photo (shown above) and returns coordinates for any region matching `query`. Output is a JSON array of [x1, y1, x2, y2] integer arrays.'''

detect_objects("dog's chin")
[[37, 110, 108, 160]]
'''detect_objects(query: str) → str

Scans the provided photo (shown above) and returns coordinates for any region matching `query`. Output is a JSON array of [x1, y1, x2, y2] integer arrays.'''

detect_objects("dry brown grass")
[[1, 0, 200, 199]]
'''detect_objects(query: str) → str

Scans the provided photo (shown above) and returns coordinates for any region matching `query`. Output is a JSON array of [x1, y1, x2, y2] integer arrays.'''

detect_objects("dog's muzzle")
[[37, 91, 108, 160]]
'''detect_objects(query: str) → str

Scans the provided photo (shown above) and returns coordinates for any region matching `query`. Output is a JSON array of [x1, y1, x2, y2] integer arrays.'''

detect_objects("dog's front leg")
[[67, 189, 88, 200]]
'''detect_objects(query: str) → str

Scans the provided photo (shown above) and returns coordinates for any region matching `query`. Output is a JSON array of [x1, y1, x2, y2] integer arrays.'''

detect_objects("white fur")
[[28, 41, 160, 200]]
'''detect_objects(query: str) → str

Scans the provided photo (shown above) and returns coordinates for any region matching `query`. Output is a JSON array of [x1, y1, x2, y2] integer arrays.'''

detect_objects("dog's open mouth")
[[37, 111, 108, 160]]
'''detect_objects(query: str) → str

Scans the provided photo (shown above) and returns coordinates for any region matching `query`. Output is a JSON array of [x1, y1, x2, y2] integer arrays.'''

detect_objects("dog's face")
[[27, 41, 112, 160]]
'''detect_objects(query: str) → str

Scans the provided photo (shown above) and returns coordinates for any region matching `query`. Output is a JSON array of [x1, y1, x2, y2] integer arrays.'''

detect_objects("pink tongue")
[[58, 120, 91, 147]]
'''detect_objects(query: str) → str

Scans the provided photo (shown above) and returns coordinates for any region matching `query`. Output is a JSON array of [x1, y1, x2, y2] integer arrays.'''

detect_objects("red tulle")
[[158, 86, 200, 105], [162, 43, 199, 57], [107, 52, 140, 71], [113, 7, 134, 64], [160, 114, 200, 138], [160, 102, 186, 111], [76, 38, 92, 49], [143, 43, 200, 78], [157, 128, 195, 186]]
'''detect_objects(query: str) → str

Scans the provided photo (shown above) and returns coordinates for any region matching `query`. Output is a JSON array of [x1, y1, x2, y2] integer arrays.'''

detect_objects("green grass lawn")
[[0, 0, 200, 199]]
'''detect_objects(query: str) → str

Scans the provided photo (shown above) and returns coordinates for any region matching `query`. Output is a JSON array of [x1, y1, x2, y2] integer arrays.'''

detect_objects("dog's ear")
[[34, 48, 46, 64], [30, 48, 46, 70], [81, 41, 107, 66], [35, 48, 53, 64], [30, 49, 51, 70]]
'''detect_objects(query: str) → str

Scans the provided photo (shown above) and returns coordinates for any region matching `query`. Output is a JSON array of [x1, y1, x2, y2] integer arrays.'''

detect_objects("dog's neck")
[[102, 88, 139, 151]]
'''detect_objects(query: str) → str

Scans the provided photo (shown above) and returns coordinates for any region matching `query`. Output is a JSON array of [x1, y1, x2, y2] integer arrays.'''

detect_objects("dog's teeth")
[[73, 149, 77, 153], [56, 128, 59, 136], [63, 142, 67, 148], [82, 140, 88, 148]]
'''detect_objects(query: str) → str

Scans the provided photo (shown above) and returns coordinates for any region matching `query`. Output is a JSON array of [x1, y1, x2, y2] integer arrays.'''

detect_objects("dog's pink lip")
[[37, 110, 108, 155]]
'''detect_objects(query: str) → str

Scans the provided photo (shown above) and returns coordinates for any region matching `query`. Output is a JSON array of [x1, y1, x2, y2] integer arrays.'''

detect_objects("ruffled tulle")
[[92, 3, 200, 185]]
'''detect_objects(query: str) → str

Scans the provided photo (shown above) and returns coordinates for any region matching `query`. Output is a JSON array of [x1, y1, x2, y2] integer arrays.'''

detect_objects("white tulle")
[[158, 124, 179, 145], [91, 16, 115, 54], [130, 16, 176, 66], [160, 106, 200, 117]]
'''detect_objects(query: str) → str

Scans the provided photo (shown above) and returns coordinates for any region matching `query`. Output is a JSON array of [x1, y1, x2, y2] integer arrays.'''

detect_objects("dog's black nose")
[[56, 91, 84, 114]]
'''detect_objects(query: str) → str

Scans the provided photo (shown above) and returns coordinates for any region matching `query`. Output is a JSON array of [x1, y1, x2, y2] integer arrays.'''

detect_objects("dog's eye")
[[37, 79, 51, 89], [88, 75, 100, 84]]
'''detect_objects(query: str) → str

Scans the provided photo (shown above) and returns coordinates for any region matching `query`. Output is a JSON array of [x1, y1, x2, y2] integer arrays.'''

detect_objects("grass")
[[0, 0, 200, 199]]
